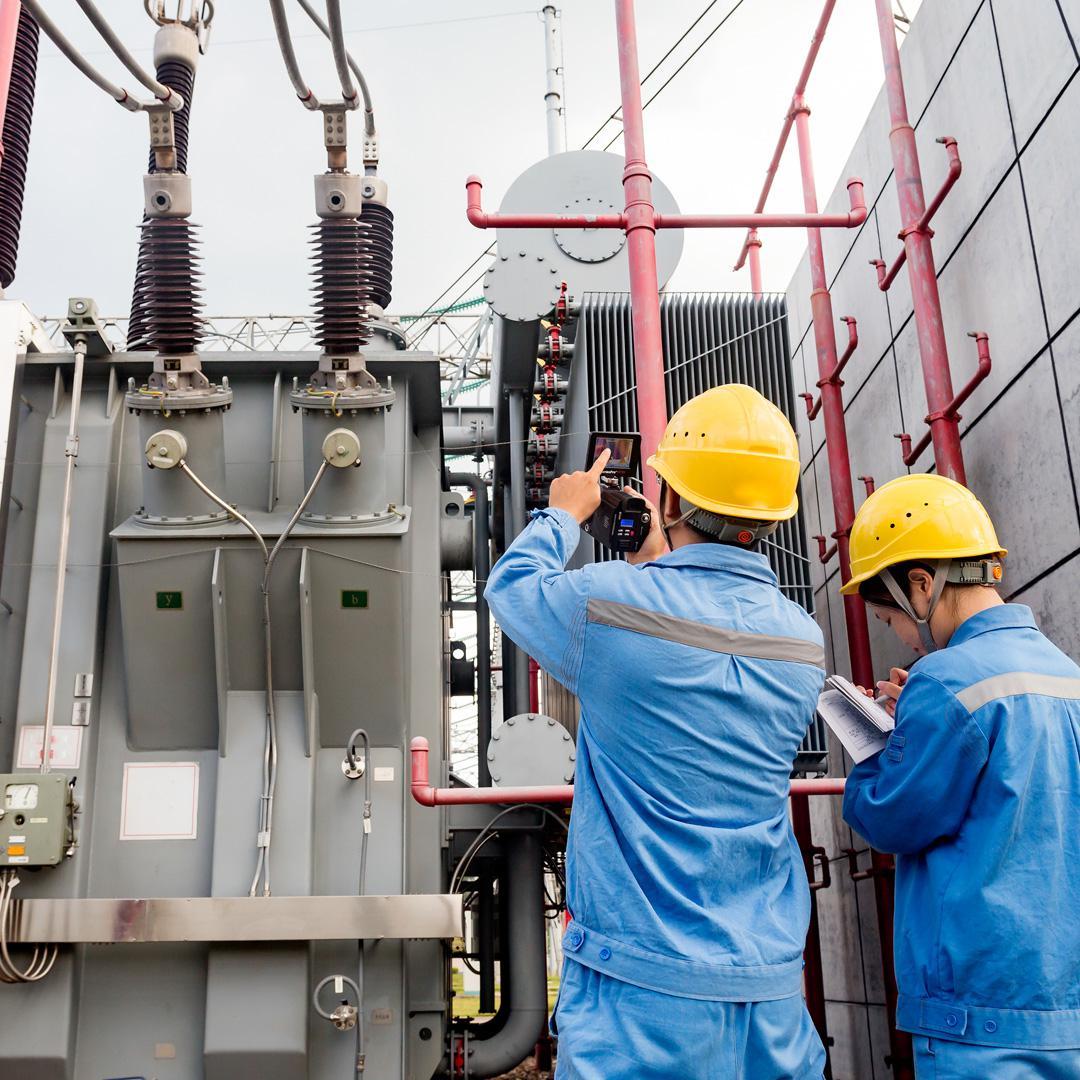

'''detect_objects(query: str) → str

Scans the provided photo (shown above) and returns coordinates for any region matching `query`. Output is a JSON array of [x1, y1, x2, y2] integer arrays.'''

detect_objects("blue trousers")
[[913, 1036, 1080, 1079], [552, 958, 826, 1080]]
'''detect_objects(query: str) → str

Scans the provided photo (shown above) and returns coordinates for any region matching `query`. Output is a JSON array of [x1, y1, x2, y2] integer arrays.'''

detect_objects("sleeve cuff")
[[530, 506, 582, 536]]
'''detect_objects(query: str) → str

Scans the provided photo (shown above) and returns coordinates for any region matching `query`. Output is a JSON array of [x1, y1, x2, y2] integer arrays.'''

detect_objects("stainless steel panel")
[[9, 893, 463, 943]]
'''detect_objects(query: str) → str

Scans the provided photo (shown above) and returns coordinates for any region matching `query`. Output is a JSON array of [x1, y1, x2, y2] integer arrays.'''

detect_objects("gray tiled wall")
[[785, 2, 1080, 1076]]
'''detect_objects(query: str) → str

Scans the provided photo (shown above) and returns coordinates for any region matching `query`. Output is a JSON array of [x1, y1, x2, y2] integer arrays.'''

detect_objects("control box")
[[0, 773, 74, 867]]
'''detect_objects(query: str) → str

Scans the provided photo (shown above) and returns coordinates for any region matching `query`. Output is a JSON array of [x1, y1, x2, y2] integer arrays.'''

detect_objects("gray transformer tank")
[[0, 338, 461, 1079]]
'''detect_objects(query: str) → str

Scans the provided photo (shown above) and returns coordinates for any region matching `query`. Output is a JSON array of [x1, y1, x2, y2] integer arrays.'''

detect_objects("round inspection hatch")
[[554, 196, 626, 263], [487, 712, 576, 787], [483, 251, 565, 322]]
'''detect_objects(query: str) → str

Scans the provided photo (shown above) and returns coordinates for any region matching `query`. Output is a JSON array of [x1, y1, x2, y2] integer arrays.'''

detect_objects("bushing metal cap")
[[322, 428, 362, 468], [315, 172, 364, 218], [145, 429, 188, 469], [153, 24, 200, 71], [361, 175, 388, 206], [144, 173, 192, 218]]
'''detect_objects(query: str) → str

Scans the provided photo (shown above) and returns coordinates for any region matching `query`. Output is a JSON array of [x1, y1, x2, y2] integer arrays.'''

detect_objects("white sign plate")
[[16, 725, 83, 769], [120, 762, 200, 841]]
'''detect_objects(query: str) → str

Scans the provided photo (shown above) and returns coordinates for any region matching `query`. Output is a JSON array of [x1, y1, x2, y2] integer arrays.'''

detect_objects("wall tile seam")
[[796, 149, 1034, 483], [986, 0, 1080, 528], [1052, 0, 1080, 62], [788, 4, 1077, 395], [874, 208, 910, 444], [817, 0, 991, 299], [1006, 545, 1080, 603], [786, 0, 992, 363]]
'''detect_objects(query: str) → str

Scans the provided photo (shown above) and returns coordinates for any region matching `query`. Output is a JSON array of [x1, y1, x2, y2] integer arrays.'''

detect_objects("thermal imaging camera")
[[583, 432, 651, 553]]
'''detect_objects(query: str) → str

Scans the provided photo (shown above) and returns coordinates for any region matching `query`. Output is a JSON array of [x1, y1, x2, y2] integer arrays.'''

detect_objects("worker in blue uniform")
[[840, 474, 1080, 1079], [485, 385, 827, 1079]]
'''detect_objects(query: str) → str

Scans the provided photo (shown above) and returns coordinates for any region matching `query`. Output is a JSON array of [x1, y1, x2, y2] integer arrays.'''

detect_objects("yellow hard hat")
[[646, 384, 800, 521], [841, 474, 1006, 596]]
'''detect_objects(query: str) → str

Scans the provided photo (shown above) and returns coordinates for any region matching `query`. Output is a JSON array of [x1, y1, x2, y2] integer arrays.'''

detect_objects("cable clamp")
[[257, 830, 271, 848]]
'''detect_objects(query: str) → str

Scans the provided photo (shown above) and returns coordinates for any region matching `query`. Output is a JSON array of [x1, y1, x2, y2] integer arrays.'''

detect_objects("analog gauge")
[[4, 784, 38, 811]]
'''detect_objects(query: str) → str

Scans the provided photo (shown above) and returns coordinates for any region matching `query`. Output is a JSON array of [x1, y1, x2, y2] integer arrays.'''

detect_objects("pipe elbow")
[[465, 176, 489, 229], [845, 177, 867, 225], [409, 736, 438, 805]]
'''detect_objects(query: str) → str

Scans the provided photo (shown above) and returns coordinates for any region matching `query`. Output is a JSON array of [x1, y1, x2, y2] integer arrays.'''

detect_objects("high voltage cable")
[[409, 0, 751, 339], [601, 0, 748, 151], [39, 10, 538, 60], [580, 0, 726, 149]]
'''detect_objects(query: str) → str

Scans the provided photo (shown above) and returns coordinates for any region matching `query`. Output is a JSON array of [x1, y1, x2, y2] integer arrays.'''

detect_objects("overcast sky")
[[14, 0, 921, 322]]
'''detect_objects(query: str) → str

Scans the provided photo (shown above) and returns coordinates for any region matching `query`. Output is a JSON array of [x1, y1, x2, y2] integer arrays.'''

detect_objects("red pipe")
[[0, 0, 21, 165], [870, 137, 962, 291], [410, 737, 846, 806], [896, 331, 992, 466], [875, 0, 964, 486], [812, 535, 838, 565], [794, 99, 873, 691], [528, 658, 540, 713], [792, 793, 832, 1076], [734, 0, 839, 272], [614, 0, 665, 505], [747, 229, 763, 296], [802, 315, 858, 420], [466, 175, 867, 232]]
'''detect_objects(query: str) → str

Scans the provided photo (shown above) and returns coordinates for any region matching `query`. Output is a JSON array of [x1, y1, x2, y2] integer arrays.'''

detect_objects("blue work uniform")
[[485, 507, 828, 1080], [844, 605, 1080, 1078]]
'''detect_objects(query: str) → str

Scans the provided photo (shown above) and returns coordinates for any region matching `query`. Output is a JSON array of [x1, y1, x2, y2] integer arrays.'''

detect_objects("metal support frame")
[[449, 472, 493, 786], [541, 4, 566, 156]]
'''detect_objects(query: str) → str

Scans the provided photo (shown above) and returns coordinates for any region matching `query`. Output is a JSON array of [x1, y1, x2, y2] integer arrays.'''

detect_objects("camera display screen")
[[587, 432, 641, 474]]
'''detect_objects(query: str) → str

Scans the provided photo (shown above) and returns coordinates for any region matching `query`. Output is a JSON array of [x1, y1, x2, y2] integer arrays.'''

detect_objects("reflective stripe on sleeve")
[[956, 672, 1080, 713], [586, 598, 826, 668]]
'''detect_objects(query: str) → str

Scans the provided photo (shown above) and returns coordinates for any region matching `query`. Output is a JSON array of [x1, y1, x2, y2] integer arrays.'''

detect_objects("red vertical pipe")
[[793, 98, 873, 689], [874, 0, 965, 485], [0, 0, 21, 164], [795, 94, 914, 1080], [528, 658, 540, 713], [614, 0, 666, 506], [791, 793, 832, 1078], [747, 229, 763, 297]]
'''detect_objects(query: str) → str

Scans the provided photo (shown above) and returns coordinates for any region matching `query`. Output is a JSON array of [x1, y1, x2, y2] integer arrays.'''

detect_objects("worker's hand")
[[875, 667, 909, 718], [548, 448, 610, 524], [625, 486, 668, 565]]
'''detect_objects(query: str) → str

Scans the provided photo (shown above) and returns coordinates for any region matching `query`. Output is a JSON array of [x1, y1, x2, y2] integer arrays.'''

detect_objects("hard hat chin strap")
[[659, 486, 778, 548], [880, 560, 951, 653]]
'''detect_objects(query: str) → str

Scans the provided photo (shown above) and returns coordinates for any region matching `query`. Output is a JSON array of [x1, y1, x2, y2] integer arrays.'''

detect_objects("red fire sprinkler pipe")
[[874, 0, 965, 486], [0, 0, 22, 165], [793, 98, 873, 692], [896, 331, 992, 466], [733, 0, 839, 276], [613, 0, 665, 504], [466, 176, 867, 234], [871, 137, 962, 292], [410, 737, 846, 806], [747, 229, 763, 296]]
